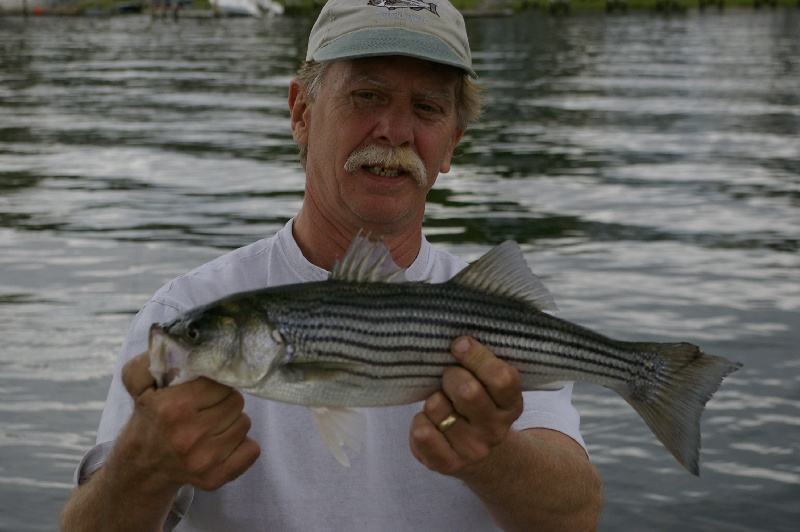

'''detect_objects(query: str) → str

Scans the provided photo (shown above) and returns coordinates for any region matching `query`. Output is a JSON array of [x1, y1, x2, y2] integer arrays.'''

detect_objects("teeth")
[[368, 166, 402, 177]]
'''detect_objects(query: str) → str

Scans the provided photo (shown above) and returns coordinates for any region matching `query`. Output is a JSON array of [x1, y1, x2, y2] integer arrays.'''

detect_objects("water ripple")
[[1, 10, 799, 532]]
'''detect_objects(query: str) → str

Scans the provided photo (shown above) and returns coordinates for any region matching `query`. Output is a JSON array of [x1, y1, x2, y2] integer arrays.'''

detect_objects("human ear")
[[439, 129, 465, 174], [289, 81, 310, 145]]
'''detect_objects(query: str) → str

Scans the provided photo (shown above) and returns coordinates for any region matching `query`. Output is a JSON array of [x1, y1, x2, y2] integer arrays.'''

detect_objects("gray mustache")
[[344, 145, 428, 187]]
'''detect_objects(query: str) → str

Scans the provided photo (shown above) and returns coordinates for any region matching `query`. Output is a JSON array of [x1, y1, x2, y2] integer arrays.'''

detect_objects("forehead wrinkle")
[[417, 88, 455, 103], [349, 74, 455, 103], [349, 73, 392, 90]]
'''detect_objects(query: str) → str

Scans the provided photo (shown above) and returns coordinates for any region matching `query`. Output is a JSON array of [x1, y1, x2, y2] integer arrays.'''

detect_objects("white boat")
[[211, 0, 284, 17]]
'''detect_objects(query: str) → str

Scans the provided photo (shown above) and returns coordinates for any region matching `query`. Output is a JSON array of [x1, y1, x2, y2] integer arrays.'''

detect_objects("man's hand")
[[60, 353, 261, 531], [120, 351, 261, 492], [408, 337, 602, 531], [409, 336, 523, 476]]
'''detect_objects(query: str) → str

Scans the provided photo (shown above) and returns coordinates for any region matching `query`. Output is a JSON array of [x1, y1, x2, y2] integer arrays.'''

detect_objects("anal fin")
[[309, 406, 366, 467]]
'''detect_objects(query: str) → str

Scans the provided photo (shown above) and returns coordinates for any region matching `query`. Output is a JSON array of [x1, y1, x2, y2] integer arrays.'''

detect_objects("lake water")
[[1, 8, 798, 531]]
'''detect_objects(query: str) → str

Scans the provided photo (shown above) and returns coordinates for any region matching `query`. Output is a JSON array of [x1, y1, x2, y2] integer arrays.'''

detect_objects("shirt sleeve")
[[513, 384, 587, 453]]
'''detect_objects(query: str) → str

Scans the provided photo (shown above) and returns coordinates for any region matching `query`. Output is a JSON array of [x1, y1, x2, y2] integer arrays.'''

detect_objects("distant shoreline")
[[0, 0, 795, 17]]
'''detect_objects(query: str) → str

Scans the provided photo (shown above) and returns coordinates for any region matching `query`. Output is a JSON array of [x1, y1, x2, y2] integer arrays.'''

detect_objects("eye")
[[355, 90, 377, 101], [352, 90, 386, 108], [185, 324, 201, 342]]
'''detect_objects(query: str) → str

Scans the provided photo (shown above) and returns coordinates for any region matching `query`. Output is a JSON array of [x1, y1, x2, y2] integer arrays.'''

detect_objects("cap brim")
[[312, 28, 477, 79]]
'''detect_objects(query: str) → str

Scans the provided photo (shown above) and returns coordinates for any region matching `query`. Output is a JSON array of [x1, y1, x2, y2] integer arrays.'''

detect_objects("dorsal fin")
[[449, 241, 558, 311], [330, 232, 407, 283]]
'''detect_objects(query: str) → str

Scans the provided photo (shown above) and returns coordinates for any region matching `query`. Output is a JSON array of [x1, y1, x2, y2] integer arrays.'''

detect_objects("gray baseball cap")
[[306, 0, 477, 78]]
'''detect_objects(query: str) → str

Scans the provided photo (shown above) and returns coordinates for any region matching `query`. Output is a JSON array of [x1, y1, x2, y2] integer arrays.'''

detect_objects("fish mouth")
[[148, 324, 191, 388]]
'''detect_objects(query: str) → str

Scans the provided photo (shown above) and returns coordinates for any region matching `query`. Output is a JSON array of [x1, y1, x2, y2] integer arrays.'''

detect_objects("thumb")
[[122, 351, 157, 399]]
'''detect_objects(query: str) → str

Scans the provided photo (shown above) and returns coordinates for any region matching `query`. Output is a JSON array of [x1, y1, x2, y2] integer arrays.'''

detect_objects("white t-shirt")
[[75, 219, 585, 531]]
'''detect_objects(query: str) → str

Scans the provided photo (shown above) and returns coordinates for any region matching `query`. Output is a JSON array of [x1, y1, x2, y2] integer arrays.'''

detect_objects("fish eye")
[[185, 325, 201, 342]]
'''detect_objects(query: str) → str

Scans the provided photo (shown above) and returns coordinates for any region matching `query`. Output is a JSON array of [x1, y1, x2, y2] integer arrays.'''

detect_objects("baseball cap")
[[306, 0, 477, 78]]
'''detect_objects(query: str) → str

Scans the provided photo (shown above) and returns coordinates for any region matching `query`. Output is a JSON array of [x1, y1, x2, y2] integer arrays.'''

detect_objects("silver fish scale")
[[254, 280, 660, 406]]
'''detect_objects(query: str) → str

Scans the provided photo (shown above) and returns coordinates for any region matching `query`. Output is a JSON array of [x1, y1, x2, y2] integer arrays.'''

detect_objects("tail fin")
[[619, 343, 741, 475]]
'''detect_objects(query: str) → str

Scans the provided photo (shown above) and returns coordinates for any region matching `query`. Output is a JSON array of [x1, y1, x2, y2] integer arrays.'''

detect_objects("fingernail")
[[425, 392, 442, 413], [452, 336, 471, 356]]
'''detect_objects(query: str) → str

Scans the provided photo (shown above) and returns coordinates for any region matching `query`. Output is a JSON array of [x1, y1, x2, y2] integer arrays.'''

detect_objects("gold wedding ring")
[[437, 414, 458, 433]]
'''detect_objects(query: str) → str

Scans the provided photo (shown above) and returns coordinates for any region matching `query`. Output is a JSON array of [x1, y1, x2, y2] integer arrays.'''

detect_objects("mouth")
[[364, 165, 404, 178], [345, 145, 428, 187], [148, 324, 191, 388]]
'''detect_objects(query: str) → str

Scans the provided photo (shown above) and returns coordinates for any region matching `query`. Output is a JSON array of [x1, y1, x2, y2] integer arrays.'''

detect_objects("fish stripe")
[[265, 288, 647, 386]]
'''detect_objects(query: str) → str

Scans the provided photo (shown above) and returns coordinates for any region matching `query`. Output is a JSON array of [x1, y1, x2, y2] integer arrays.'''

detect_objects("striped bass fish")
[[148, 234, 741, 473]]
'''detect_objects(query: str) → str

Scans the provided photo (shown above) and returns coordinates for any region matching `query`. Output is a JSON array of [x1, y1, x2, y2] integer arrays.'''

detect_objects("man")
[[61, 0, 602, 529]]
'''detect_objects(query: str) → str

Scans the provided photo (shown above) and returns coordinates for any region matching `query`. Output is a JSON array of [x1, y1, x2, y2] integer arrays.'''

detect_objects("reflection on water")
[[1, 10, 799, 531]]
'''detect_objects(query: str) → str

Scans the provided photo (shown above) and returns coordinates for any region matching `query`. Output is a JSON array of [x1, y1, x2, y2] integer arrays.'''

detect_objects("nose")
[[372, 103, 414, 147]]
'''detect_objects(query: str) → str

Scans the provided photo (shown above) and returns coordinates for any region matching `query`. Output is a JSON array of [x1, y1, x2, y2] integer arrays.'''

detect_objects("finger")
[[441, 363, 496, 424], [409, 411, 463, 474], [419, 388, 491, 467], [193, 434, 261, 491], [209, 411, 253, 463], [197, 389, 247, 437], [425, 392, 467, 437], [220, 436, 261, 481], [434, 414, 491, 464], [451, 336, 521, 409], [441, 340, 522, 453], [122, 351, 158, 398], [139, 379, 238, 449], [150, 377, 235, 419], [172, 398, 254, 482], [423, 391, 453, 426], [183, 377, 238, 410]]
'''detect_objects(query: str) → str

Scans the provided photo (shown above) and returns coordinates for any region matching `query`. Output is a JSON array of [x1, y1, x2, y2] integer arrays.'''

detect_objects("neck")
[[293, 194, 424, 271]]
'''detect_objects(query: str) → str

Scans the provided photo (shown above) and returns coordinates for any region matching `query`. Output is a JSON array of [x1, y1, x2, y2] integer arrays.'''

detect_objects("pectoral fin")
[[309, 406, 366, 467], [527, 381, 568, 391]]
